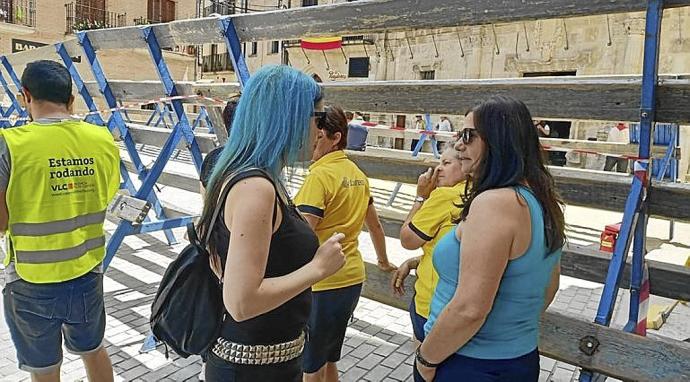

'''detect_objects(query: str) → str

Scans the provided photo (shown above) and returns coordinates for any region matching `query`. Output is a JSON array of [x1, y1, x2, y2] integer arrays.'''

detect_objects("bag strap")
[[202, 167, 271, 245]]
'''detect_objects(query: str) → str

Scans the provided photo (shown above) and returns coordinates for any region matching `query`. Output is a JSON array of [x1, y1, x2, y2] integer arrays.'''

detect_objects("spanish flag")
[[300, 37, 342, 50]]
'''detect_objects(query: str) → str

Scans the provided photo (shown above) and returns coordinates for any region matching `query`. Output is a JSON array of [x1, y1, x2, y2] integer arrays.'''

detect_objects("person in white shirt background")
[[604, 122, 630, 173]]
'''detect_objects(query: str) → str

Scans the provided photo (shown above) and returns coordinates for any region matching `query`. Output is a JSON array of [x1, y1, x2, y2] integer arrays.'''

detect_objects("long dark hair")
[[460, 96, 565, 254]]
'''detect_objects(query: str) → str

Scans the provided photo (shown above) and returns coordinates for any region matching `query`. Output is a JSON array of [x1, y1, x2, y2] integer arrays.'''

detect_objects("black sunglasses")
[[312, 110, 328, 129], [459, 128, 478, 145]]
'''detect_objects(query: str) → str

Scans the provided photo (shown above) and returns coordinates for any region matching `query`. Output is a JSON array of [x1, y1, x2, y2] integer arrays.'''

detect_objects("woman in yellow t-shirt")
[[295, 105, 395, 382], [392, 146, 468, 343]]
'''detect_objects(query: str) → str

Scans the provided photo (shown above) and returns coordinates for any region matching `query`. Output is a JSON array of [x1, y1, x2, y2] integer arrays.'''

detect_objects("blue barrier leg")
[[0, 57, 28, 126], [141, 26, 204, 173], [580, 1, 662, 380], [77, 31, 178, 265]]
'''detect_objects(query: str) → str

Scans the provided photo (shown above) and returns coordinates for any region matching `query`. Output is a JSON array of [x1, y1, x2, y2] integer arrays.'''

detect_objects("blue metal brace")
[[0, 57, 29, 127], [76, 31, 179, 263], [219, 17, 251, 88], [141, 16, 252, 355], [55, 42, 139, 196], [192, 105, 214, 132], [579, 1, 663, 381], [140, 26, 204, 172]]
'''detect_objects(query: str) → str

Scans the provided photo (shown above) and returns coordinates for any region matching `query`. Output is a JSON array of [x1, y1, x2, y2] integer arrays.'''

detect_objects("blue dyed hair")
[[460, 96, 565, 254], [198, 65, 321, 243]]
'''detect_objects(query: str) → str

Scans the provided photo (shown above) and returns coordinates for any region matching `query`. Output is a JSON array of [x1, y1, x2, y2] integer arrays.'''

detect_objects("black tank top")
[[211, 169, 319, 344]]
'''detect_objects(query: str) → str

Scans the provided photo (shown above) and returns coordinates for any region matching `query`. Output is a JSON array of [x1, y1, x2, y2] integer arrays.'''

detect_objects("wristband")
[[416, 346, 439, 368]]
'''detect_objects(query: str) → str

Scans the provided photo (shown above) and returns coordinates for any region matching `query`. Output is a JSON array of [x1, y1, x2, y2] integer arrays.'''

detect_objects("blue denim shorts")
[[303, 283, 362, 373], [408, 298, 427, 342], [2, 272, 106, 373], [413, 348, 540, 382]]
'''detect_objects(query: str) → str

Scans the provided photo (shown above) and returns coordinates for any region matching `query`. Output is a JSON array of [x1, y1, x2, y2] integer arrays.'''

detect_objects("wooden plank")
[[348, 148, 690, 221], [365, 126, 667, 156], [374, 208, 690, 301], [360, 262, 690, 381], [58, 1, 690, 50], [6, 1, 689, 63], [125, 123, 218, 154], [93, 78, 690, 124]]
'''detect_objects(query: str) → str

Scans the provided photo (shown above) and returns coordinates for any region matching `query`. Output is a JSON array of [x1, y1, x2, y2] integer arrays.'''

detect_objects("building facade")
[[197, 0, 690, 178]]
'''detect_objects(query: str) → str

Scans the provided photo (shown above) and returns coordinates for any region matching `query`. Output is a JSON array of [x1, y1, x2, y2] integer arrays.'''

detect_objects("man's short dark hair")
[[21, 60, 72, 105]]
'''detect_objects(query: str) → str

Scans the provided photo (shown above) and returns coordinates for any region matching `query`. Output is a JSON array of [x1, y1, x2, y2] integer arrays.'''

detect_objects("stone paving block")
[[381, 352, 408, 369], [550, 366, 576, 382], [120, 365, 150, 381], [337, 355, 358, 373], [357, 353, 385, 370], [341, 366, 369, 382], [350, 343, 378, 359], [387, 363, 413, 381], [364, 364, 394, 381], [373, 342, 398, 357]]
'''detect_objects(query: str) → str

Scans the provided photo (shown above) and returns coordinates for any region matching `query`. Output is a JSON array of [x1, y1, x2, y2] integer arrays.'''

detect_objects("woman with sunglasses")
[[295, 105, 396, 382], [415, 96, 564, 381], [197, 66, 347, 381], [392, 145, 468, 346]]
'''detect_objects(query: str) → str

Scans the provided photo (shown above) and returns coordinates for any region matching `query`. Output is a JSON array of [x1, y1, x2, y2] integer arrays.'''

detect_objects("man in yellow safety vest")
[[0, 60, 120, 382]]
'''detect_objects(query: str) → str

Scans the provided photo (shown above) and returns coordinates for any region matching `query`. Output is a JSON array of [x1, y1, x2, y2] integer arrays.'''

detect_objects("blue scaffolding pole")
[[0, 57, 29, 127], [76, 31, 180, 260], [140, 15, 252, 354], [579, 0, 663, 380]]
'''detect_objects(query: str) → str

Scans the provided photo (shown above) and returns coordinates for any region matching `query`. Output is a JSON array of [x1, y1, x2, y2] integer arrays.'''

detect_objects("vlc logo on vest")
[[51, 182, 89, 192]]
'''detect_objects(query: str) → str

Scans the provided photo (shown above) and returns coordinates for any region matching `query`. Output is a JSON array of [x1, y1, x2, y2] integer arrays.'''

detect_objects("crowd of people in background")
[[2, 62, 566, 382]]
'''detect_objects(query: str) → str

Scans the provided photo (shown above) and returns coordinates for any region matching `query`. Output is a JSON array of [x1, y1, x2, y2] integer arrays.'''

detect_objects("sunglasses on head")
[[458, 128, 478, 145], [312, 109, 328, 130]]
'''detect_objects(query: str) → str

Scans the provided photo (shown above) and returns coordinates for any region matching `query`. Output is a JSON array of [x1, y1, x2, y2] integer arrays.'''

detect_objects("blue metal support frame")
[[56, 42, 139, 197], [0, 57, 29, 127], [192, 105, 214, 132], [141, 15, 252, 355], [579, 1, 663, 381], [76, 31, 179, 264], [220, 17, 251, 87]]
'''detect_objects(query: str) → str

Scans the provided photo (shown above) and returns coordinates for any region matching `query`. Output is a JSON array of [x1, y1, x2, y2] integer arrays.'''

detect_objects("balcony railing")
[[0, 0, 36, 28], [202, 53, 234, 73], [65, 1, 126, 34], [203, 1, 236, 16]]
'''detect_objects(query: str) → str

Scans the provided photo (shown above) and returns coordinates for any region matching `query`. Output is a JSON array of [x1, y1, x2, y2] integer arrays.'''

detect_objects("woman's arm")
[[418, 191, 517, 365], [222, 177, 345, 322], [364, 203, 396, 271], [543, 262, 561, 312]]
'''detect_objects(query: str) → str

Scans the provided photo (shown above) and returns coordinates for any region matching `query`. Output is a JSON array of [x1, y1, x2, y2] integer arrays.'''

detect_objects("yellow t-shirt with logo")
[[295, 150, 371, 292], [409, 181, 467, 317]]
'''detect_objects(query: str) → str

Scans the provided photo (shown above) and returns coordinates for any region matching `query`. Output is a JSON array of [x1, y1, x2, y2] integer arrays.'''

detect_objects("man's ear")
[[20, 88, 31, 106], [67, 94, 75, 113]]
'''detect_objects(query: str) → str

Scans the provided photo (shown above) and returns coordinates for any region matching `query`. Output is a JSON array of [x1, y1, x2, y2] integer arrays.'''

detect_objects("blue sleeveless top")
[[423, 187, 561, 359]]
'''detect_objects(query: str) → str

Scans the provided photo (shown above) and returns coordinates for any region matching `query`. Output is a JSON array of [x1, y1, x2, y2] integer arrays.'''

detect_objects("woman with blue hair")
[[196, 65, 346, 381]]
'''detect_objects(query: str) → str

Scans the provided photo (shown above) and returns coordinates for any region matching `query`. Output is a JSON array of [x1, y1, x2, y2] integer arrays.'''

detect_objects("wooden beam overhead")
[[6, 1, 690, 65], [91, 77, 690, 124]]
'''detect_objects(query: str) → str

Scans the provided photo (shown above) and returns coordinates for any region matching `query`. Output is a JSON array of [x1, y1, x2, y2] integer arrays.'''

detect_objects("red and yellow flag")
[[300, 37, 342, 50]]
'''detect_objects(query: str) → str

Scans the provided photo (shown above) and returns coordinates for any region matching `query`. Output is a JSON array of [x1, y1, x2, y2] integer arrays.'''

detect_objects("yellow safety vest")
[[1, 120, 120, 283]]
